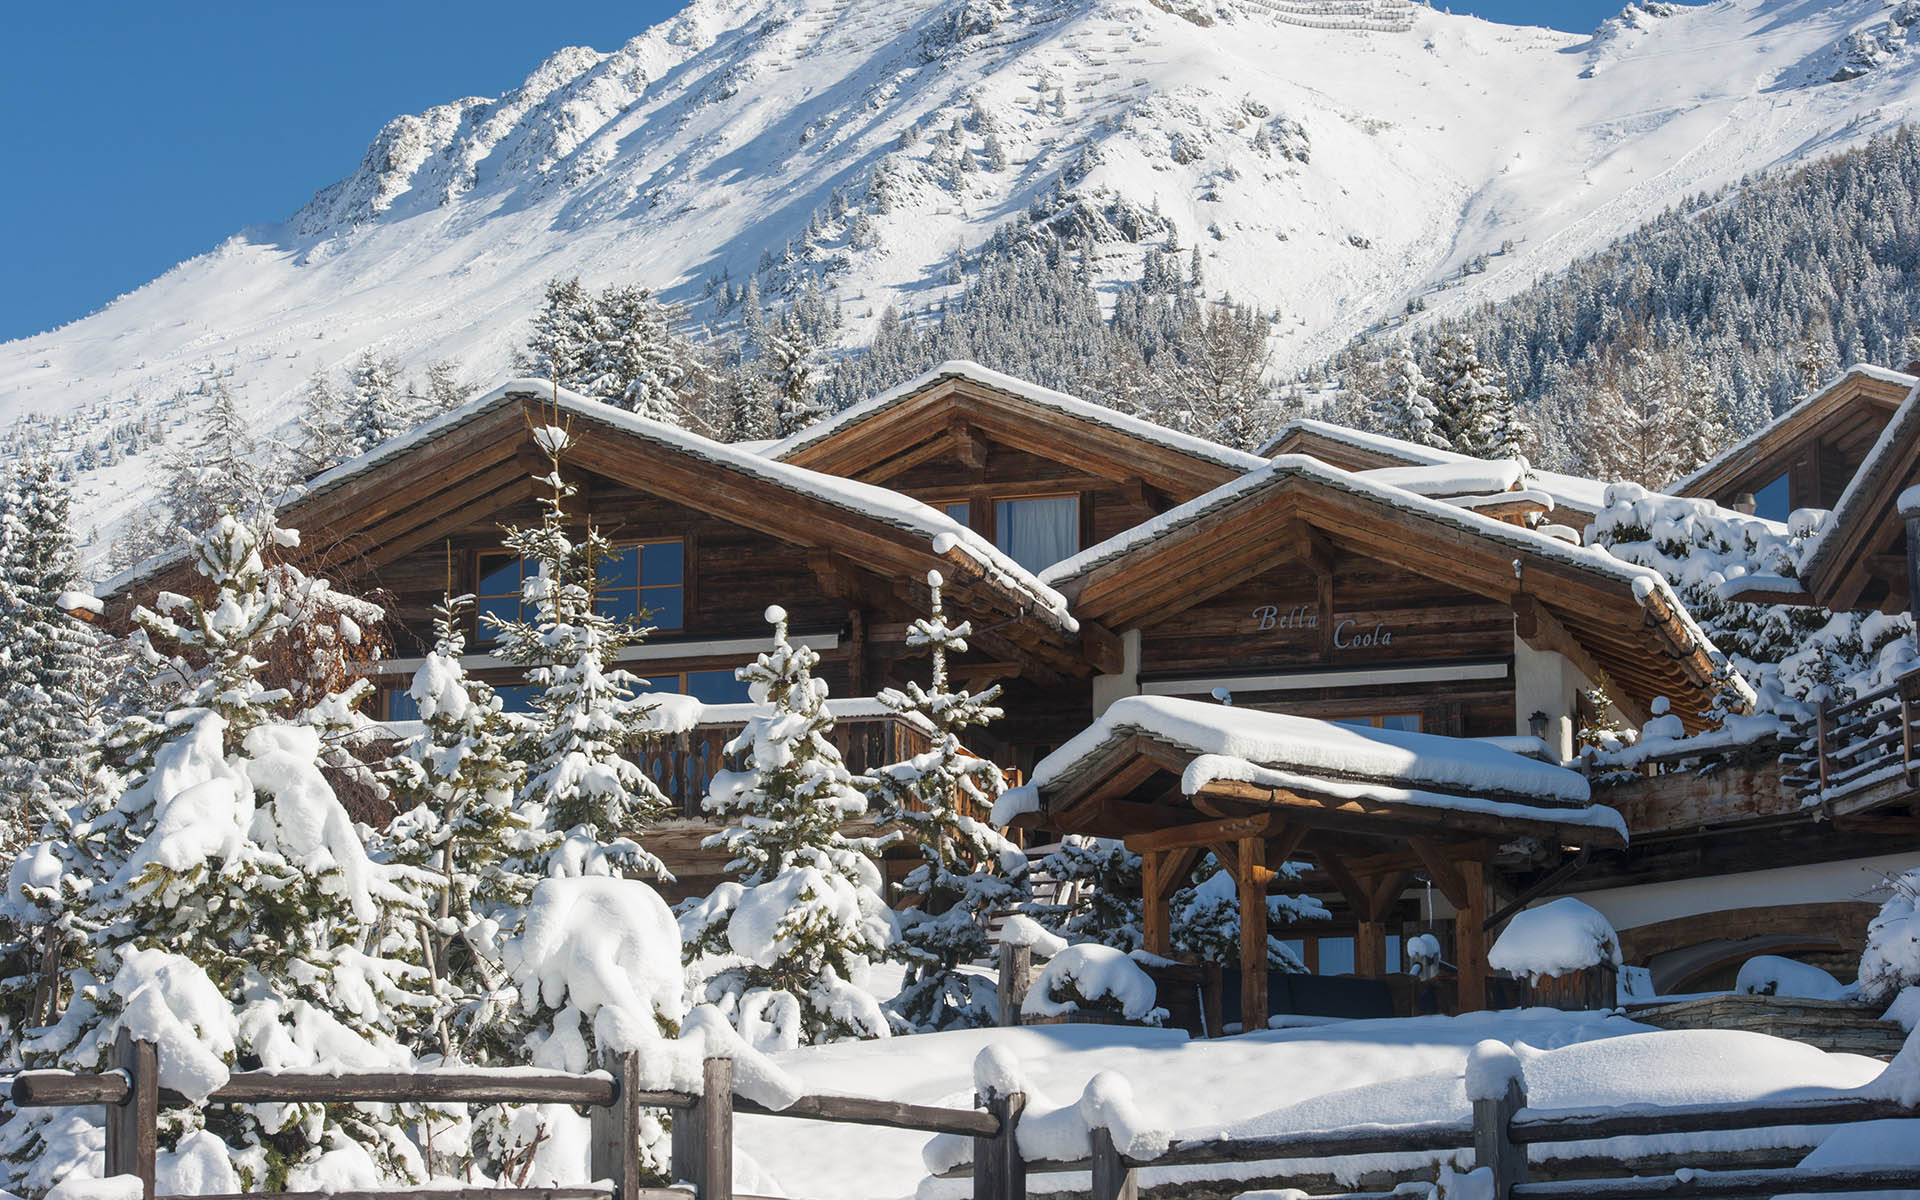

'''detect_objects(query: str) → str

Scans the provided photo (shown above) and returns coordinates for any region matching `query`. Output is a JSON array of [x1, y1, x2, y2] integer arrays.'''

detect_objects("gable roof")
[[1258, 418, 1610, 520], [104, 379, 1083, 653], [768, 360, 1267, 495], [1669, 365, 1918, 501], [1799, 381, 1920, 612], [1042, 455, 1747, 729]]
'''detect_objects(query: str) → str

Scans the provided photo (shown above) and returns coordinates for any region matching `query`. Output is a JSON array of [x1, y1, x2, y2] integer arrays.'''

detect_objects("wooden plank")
[[1511, 1165, 1920, 1198], [1145, 1119, 1474, 1167], [1457, 858, 1490, 1013], [1089, 1126, 1138, 1200], [1409, 838, 1470, 908], [1201, 779, 1627, 850], [105, 1031, 157, 1200], [590, 1050, 649, 1200], [166, 1192, 628, 1200], [1509, 1094, 1920, 1144]]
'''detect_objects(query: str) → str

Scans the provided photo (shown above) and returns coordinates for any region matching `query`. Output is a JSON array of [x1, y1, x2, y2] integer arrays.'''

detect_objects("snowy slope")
[[5, 0, 1920, 548]]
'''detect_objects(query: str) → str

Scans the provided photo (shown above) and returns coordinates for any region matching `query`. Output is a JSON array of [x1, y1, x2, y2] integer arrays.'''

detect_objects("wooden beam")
[[1409, 838, 1471, 909], [1200, 779, 1627, 850], [1457, 857, 1491, 1013], [1238, 836, 1268, 1030], [1124, 810, 1289, 855], [1078, 618, 1127, 676], [1314, 849, 1374, 921]]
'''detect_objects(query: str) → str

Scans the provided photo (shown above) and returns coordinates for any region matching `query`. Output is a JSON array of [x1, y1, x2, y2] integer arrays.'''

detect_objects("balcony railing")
[[1786, 667, 1920, 807]]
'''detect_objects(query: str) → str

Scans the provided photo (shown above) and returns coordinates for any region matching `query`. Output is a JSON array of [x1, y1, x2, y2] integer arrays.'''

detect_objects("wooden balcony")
[[1787, 667, 1920, 821]]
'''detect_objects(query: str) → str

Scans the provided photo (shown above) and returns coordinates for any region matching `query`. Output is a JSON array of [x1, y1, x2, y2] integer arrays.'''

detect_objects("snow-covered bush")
[[865, 571, 1027, 1031], [1171, 860, 1328, 970], [1735, 955, 1849, 1001], [680, 607, 893, 1049], [1021, 944, 1165, 1025], [1488, 897, 1620, 982], [1860, 866, 1920, 1007]]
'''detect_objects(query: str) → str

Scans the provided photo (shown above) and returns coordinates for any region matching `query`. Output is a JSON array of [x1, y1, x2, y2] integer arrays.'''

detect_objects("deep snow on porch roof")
[[992, 697, 1624, 846]]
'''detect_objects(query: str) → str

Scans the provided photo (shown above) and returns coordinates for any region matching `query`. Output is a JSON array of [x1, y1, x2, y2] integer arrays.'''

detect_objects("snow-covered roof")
[[1261, 419, 1610, 515], [994, 696, 1623, 839], [1667, 364, 1919, 497], [1800, 375, 1920, 596], [767, 360, 1270, 473], [104, 379, 1077, 632], [1355, 460, 1527, 497]]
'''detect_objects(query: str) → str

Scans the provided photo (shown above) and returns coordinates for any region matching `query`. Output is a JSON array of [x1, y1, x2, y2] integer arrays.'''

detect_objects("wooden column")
[[1355, 918, 1387, 979], [1237, 836, 1268, 1031], [668, 1056, 734, 1199], [1456, 857, 1491, 1013], [1141, 850, 1171, 957]]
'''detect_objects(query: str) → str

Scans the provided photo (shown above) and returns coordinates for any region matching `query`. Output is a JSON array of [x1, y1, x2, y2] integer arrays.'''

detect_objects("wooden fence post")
[[590, 1048, 643, 1200], [998, 942, 1032, 1027], [669, 1056, 734, 1200], [1471, 1056, 1528, 1199], [973, 1086, 1026, 1200], [1089, 1125, 1137, 1200], [104, 1031, 156, 1200]]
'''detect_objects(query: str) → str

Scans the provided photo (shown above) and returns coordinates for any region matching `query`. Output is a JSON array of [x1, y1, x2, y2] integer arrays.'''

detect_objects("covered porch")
[[997, 696, 1627, 1026]]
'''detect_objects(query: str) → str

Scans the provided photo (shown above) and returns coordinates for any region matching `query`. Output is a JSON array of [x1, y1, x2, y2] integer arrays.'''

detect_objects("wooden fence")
[[9, 1034, 1013, 1200], [18, 1038, 1920, 1200], [1788, 667, 1920, 805]]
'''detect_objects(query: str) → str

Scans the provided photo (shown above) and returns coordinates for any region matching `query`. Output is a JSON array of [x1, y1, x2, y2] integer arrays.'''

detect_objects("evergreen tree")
[[295, 371, 353, 477], [763, 314, 825, 438], [422, 358, 474, 416], [0, 515, 432, 1191], [517, 277, 602, 391], [159, 378, 284, 535], [680, 606, 893, 1049], [380, 595, 540, 1062], [865, 571, 1027, 1030], [1423, 333, 1526, 459], [343, 350, 416, 457], [485, 421, 673, 880], [1369, 343, 1441, 446], [590, 285, 689, 424]]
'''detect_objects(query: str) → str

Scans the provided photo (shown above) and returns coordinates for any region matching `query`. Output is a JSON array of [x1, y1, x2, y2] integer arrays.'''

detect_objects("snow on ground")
[[732, 1010, 1895, 1199], [5, 0, 1918, 555]]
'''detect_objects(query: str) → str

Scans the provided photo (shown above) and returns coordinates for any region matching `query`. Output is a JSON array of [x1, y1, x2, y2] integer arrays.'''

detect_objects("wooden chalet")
[[1672, 364, 1918, 521]]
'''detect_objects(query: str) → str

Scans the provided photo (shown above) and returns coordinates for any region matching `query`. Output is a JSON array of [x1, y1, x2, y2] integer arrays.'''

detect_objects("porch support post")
[[1456, 857, 1491, 1012], [1355, 917, 1387, 978], [1141, 850, 1171, 958], [1237, 836, 1268, 1031]]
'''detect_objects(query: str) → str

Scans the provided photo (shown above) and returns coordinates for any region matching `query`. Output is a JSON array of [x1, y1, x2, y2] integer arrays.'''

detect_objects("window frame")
[[595, 537, 687, 633], [990, 490, 1082, 572]]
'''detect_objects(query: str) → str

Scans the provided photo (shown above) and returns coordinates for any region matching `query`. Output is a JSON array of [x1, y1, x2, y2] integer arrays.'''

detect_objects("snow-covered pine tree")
[[0, 515, 433, 1194], [295, 371, 354, 477], [1023, 836, 1145, 951], [381, 595, 540, 1062], [1370, 343, 1442, 447], [680, 606, 893, 1049], [517, 277, 602, 393], [343, 350, 417, 458], [589, 285, 689, 424], [0, 459, 110, 852], [422, 358, 473, 416], [762, 314, 825, 438], [1423, 333, 1527, 459], [485, 420, 672, 880], [865, 571, 1027, 1030], [159, 377, 284, 536]]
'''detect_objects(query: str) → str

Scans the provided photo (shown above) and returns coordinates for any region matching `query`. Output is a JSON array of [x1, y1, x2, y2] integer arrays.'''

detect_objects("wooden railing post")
[[1470, 1045, 1528, 1200], [1815, 699, 1831, 795], [104, 1031, 157, 1200], [973, 1086, 1026, 1200], [1089, 1125, 1138, 1200], [997, 942, 1032, 1027], [670, 1056, 734, 1200], [590, 1048, 643, 1200]]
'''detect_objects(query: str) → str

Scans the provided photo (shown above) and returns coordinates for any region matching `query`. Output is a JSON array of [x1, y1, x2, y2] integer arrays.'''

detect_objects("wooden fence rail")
[[10, 1037, 1017, 1200]]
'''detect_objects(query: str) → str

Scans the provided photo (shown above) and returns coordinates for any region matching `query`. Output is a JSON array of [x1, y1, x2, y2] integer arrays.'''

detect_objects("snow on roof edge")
[[1263, 419, 1607, 514], [1801, 377, 1920, 580], [1667, 364, 1919, 496], [767, 360, 1269, 472], [102, 379, 1079, 633]]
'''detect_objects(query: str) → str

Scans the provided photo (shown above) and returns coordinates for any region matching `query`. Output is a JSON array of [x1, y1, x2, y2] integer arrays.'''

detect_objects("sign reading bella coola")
[[1251, 604, 1394, 650]]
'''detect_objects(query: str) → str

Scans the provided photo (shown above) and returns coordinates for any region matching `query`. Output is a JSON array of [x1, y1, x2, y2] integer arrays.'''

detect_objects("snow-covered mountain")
[[6, 0, 1920, 547]]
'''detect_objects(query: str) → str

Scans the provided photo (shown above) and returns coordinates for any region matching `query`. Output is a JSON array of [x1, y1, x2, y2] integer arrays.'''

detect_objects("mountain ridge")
[[4, 0, 1919, 552]]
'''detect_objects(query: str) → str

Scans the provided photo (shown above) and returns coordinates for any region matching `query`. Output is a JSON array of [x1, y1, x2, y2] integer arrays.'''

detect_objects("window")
[[944, 501, 971, 527], [994, 495, 1079, 572], [1752, 472, 1791, 522], [384, 687, 420, 723], [684, 668, 752, 705], [475, 552, 534, 638], [597, 540, 684, 631], [494, 683, 539, 714], [1335, 713, 1422, 733]]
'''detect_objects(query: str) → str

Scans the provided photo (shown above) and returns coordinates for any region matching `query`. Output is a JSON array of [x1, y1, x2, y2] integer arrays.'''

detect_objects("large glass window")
[[685, 668, 752, 705], [944, 501, 971, 527], [994, 495, 1079, 572], [1752, 472, 1791, 523], [475, 553, 534, 640], [598, 540, 684, 631]]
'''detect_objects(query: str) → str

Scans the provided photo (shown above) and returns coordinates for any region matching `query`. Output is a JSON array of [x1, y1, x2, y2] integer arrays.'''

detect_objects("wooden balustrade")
[[1785, 664, 1920, 806]]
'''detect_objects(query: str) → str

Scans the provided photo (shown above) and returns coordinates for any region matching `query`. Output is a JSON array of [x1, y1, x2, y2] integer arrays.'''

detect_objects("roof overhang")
[[1670, 366, 1917, 501]]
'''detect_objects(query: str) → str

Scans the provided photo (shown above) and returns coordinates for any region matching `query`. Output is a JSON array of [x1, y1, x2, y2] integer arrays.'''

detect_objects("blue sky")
[[0, 1, 1630, 343]]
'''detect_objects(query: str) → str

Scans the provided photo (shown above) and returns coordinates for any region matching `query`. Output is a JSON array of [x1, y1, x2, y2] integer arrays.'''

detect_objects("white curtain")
[[996, 496, 1078, 572]]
